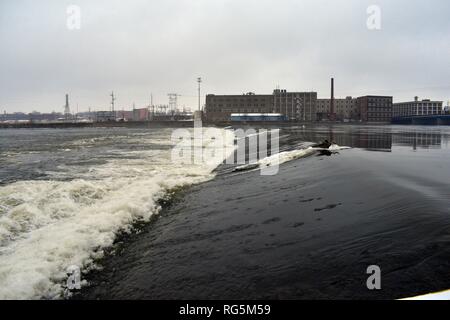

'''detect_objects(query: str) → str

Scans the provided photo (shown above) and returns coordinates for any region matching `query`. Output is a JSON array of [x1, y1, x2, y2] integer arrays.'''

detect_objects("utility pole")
[[110, 91, 115, 112], [110, 91, 116, 121], [197, 77, 202, 111], [147, 94, 151, 121], [149, 93, 155, 119]]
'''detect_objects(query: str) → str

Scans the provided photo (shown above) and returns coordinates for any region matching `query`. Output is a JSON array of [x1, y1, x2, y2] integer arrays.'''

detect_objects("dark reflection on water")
[[280, 125, 450, 152], [393, 132, 443, 150]]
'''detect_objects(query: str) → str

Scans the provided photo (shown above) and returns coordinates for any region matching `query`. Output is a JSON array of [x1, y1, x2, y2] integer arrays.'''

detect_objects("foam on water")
[[234, 144, 350, 172], [0, 128, 234, 299]]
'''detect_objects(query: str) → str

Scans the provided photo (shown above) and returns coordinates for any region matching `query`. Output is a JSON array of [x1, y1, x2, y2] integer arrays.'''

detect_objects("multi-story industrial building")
[[205, 89, 317, 122], [133, 107, 150, 121], [96, 111, 116, 122], [316, 96, 359, 121], [272, 89, 317, 122], [205, 92, 273, 122], [393, 97, 443, 117], [356, 96, 393, 123], [205, 79, 398, 123]]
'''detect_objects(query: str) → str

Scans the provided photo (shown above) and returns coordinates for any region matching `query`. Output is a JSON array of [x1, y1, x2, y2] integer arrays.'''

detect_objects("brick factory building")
[[316, 96, 359, 121], [356, 96, 393, 123], [314, 95, 392, 123], [204, 79, 396, 123], [205, 89, 317, 122]]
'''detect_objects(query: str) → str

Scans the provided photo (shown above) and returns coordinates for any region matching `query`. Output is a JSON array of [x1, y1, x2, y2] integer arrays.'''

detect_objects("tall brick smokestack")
[[330, 78, 335, 116]]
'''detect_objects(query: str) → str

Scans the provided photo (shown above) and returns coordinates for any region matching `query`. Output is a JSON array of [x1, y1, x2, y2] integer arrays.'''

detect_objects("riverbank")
[[76, 133, 450, 299], [4, 120, 447, 130], [0, 120, 195, 129]]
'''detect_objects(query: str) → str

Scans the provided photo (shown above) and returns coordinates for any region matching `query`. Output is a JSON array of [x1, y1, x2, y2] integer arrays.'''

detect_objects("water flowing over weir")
[[2, 125, 450, 300], [75, 125, 450, 300], [0, 127, 235, 299]]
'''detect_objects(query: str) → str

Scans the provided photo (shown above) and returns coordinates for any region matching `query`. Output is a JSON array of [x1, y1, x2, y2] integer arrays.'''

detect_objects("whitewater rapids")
[[0, 127, 234, 299]]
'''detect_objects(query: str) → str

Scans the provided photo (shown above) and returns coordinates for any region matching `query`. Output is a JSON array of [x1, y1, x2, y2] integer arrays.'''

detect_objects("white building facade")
[[393, 97, 443, 117]]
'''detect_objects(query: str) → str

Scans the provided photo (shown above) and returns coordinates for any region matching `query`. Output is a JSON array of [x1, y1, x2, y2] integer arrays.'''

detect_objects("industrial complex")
[[204, 78, 448, 124], [1, 78, 449, 126], [205, 78, 395, 123]]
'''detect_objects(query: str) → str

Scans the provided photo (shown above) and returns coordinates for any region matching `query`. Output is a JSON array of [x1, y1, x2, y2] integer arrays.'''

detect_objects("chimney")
[[330, 78, 335, 116]]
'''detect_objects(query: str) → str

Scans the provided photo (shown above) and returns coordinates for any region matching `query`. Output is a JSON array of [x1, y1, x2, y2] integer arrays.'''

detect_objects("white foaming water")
[[0, 128, 234, 299], [234, 144, 351, 172]]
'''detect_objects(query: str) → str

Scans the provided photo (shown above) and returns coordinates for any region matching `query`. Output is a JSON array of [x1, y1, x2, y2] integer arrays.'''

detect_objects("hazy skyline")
[[1, 0, 449, 113]]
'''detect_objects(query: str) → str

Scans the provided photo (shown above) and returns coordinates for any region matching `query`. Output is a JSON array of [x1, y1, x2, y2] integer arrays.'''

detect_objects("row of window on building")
[[205, 91, 444, 123]]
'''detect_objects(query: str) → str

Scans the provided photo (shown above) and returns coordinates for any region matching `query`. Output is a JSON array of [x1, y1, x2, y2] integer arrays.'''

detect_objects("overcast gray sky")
[[0, 0, 449, 113]]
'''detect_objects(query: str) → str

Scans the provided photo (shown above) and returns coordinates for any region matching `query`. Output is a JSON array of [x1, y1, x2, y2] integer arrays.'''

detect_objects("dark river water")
[[0, 125, 449, 299]]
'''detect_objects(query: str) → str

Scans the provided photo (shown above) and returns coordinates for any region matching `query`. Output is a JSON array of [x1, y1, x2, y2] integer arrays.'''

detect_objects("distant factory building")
[[316, 96, 359, 121], [356, 96, 393, 123], [133, 107, 150, 121], [117, 110, 134, 121], [393, 97, 443, 117], [205, 90, 317, 122], [273, 89, 317, 122], [96, 111, 116, 122]]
